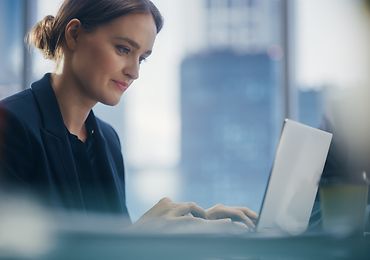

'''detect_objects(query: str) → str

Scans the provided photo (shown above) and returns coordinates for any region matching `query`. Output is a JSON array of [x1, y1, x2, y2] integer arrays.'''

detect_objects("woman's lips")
[[112, 80, 129, 92]]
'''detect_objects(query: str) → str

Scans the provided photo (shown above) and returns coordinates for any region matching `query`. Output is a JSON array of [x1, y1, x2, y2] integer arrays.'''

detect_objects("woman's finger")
[[206, 205, 255, 228], [172, 202, 207, 219], [223, 208, 255, 228], [235, 207, 258, 220]]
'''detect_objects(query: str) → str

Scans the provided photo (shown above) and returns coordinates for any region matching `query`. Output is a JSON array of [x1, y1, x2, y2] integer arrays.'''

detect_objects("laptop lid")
[[256, 119, 332, 235]]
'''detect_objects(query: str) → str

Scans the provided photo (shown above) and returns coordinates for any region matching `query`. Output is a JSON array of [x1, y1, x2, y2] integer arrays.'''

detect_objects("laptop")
[[254, 119, 332, 235]]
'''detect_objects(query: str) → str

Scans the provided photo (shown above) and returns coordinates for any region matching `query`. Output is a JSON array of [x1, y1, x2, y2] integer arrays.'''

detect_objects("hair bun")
[[43, 15, 55, 27], [27, 15, 57, 60]]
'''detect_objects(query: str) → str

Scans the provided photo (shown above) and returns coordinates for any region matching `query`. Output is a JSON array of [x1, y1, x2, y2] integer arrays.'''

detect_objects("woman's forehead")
[[98, 13, 157, 49], [100, 13, 156, 34], [90, 14, 155, 38]]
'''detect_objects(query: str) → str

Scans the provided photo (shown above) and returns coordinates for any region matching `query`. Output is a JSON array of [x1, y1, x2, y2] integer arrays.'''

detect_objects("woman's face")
[[68, 13, 157, 106]]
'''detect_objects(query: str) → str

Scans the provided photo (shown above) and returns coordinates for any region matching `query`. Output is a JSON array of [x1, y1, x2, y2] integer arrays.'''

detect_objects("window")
[[5, 0, 364, 221], [0, 0, 24, 98]]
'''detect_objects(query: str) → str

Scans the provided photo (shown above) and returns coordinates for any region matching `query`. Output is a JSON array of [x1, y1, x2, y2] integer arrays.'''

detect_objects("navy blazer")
[[0, 74, 129, 217]]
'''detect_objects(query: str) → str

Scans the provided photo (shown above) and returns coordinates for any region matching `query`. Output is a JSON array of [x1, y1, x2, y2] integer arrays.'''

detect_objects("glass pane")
[[178, 0, 283, 212], [0, 0, 23, 98]]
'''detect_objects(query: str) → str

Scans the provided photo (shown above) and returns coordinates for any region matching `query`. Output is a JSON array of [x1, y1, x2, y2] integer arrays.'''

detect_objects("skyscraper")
[[298, 89, 324, 128], [180, 50, 280, 209], [179, 0, 283, 210], [204, 0, 279, 52]]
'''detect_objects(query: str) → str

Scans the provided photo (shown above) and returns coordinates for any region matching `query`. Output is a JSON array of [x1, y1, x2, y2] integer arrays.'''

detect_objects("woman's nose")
[[122, 58, 139, 80]]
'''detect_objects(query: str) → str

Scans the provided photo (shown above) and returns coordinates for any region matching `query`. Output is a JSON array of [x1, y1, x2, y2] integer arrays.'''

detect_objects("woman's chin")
[[100, 96, 122, 107]]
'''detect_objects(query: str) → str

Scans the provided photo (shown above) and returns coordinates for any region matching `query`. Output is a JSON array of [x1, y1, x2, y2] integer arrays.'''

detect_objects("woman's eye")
[[116, 46, 130, 55]]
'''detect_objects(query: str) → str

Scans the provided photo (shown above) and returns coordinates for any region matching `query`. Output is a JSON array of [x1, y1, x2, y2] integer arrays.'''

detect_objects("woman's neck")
[[51, 72, 96, 141]]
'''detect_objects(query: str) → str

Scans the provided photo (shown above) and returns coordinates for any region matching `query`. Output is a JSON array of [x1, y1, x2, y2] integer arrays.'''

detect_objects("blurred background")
[[0, 0, 369, 223]]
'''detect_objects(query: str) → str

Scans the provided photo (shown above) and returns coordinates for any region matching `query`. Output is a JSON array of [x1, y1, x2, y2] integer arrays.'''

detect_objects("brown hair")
[[27, 0, 163, 61]]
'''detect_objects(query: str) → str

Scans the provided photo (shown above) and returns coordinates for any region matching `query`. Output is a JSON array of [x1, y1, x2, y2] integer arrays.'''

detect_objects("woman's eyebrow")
[[114, 36, 140, 49], [113, 36, 152, 55]]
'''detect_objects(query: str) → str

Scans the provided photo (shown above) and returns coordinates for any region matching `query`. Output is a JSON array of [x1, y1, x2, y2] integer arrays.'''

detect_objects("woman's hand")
[[205, 204, 258, 230], [130, 197, 207, 232], [129, 197, 258, 234]]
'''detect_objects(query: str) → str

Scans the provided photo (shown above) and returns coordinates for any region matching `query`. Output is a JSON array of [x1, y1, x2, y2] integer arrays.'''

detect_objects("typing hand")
[[129, 198, 257, 234], [131, 197, 207, 232], [205, 204, 258, 231]]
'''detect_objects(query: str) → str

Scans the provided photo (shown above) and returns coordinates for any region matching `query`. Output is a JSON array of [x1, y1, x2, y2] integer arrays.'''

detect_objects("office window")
[[0, 0, 24, 98], [179, 0, 284, 213], [2, 0, 285, 220]]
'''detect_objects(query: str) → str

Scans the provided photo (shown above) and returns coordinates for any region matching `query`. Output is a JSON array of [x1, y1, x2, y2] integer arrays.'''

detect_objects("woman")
[[0, 0, 256, 232]]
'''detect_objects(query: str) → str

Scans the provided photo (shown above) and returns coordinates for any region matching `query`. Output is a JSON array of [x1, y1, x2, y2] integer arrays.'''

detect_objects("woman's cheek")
[[107, 53, 123, 71]]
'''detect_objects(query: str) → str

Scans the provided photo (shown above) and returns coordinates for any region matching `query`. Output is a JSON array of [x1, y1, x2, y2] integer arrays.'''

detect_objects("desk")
[[42, 232, 370, 260]]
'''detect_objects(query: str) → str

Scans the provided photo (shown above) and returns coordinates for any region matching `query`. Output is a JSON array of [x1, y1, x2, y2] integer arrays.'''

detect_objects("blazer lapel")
[[31, 74, 84, 208]]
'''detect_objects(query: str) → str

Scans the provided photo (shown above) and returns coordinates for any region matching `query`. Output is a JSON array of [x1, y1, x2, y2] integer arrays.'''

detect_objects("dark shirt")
[[67, 115, 124, 214]]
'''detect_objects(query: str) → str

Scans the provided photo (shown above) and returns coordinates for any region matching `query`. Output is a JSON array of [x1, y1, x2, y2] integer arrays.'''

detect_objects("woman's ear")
[[64, 18, 82, 51]]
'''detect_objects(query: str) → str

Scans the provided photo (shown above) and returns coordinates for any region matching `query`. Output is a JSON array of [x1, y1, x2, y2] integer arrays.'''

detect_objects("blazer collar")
[[31, 73, 98, 137], [31, 73, 67, 138]]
